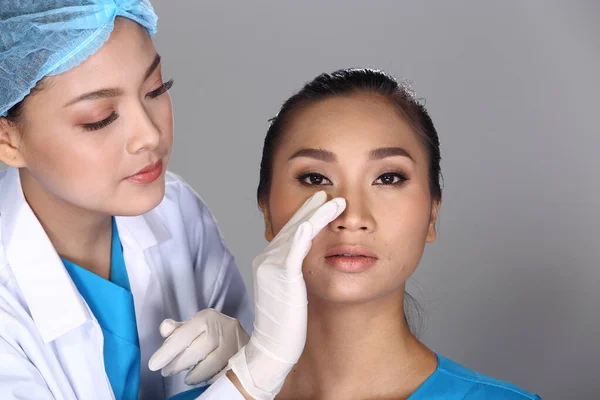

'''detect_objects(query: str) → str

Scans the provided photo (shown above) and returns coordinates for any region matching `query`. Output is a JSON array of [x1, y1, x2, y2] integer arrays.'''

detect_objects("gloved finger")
[[183, 343, 233, 386], [282, 198, 346, 279], [160, 331, 219, 377], [282, 221, 313, 279], [275, 191, 327, 239], [266, 191, 329, 252], [206, 365, 229, 385], [148, 321, 208, 371], [159, 319, 182, 339], [305, 197, 346, 239]]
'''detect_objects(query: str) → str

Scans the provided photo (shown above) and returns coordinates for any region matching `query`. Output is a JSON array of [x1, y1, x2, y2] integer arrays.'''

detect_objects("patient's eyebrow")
[[368, 146, 414, 161], [288, 148, 336, 162]]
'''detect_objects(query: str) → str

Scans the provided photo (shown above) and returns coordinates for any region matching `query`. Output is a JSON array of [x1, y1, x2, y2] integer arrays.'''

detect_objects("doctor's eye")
[[373, 172, 408, 186], [296, 173, 332, 186], [81, 112, 119, 131], [147, 79, 174, 99]]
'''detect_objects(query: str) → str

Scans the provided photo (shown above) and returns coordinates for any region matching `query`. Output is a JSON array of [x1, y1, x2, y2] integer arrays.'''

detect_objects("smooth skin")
[[0, 18, 174, 280]]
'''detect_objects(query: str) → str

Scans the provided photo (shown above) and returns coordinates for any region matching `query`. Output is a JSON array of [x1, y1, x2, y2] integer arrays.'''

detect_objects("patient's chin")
[[303, 264, 406, 306]]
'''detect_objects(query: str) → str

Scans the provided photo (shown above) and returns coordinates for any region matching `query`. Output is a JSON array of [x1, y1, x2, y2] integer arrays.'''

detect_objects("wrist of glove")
[[228, 339, 293, 400]]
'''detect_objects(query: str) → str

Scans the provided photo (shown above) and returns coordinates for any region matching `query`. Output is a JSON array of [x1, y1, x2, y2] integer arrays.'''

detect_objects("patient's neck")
[[278, 290, 437, 400]]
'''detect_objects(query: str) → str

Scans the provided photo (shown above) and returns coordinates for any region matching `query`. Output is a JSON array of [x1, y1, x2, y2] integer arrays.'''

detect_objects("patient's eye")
[[297, 173, 332, 186], [373, 172, 408, 186]]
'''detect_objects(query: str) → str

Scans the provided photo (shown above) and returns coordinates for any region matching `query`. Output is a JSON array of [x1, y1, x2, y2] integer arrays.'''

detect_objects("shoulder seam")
[[438, 368, 539, 399]]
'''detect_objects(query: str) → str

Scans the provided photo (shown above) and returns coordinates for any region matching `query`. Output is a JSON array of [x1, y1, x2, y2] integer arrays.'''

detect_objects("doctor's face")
[[7, 18, 173, 216], [263, 94, 439, 304]]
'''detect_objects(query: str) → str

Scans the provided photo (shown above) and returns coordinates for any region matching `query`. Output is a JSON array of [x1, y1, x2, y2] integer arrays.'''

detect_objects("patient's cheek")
[[300, 250, 320, 286]]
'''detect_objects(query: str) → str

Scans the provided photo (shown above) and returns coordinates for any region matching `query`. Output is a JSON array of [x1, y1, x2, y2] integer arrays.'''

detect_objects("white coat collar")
[[114, 203, 171, 318], [115, 207, 171, 251], [0, 167, 171, 343], [0, 168, 91, 343]]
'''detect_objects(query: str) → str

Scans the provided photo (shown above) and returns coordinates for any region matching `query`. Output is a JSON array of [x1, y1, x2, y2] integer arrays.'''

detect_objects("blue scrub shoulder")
[[412, 354, 541, 399], [164, 386, 208, 400]]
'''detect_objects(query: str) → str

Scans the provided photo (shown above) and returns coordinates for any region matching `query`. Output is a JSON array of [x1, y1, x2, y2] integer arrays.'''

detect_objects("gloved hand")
[[148, 309, 250, 385], [227, 191, 346, 400]]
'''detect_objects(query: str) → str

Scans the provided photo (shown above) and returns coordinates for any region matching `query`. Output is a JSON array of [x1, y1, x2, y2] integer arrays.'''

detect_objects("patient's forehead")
[[274, 93, 427, 164]]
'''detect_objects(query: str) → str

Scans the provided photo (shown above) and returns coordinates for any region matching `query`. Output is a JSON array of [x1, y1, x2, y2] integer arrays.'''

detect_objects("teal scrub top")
[[407, 354, 541, 399], [170, 354, 541, 400], [63, 218, 209, 400], [164, 386, 208, 400], [62, 217, 140, 400]]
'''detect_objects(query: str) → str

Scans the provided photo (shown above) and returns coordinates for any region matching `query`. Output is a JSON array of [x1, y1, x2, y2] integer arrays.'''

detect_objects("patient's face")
[[264, 93, 438, 304]]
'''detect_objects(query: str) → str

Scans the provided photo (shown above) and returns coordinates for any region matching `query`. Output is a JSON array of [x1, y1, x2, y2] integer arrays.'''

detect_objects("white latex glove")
[[148, 309, 250, 385], [228, 191, 346, 400]]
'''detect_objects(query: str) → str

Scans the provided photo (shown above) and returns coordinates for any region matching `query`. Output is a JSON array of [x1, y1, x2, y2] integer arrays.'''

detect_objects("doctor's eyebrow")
[[63, 88, 124, 107], [144, 53, 162, 81], [63, 53, 162, 107]]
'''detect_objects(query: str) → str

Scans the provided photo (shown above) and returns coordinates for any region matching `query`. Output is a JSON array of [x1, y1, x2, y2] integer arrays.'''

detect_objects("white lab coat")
[[0, 167, 253, 400]]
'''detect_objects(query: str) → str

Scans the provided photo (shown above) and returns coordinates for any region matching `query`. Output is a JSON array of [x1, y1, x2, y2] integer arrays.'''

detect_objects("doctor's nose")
[[127, 106, 161, 154]]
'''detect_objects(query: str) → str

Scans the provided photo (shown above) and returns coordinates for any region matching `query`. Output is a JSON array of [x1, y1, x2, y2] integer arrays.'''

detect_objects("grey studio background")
[[2, 1, 599, 399]]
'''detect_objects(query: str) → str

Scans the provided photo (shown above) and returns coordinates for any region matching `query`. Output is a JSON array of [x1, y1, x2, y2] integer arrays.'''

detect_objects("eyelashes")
[[147, 78, 174, 99], [373, 172, 409, 185], [80, 79, 174, 132], [295, 171, 409, 187], [296, 172, 332, 186], [81, 111, 119, 131]]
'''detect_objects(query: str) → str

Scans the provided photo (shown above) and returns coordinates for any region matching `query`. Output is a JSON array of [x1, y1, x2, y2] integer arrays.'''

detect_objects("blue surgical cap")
[[0, 0, 158, 116]]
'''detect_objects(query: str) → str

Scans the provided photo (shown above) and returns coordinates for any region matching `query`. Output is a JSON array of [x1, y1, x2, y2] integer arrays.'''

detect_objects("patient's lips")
[[324, 245, 378, 273]]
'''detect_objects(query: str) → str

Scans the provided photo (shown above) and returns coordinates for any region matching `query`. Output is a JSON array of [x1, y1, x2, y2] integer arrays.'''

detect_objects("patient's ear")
[[426, 200, 440, 243], [259, 201, 274, 242], [0, 118, 26, 168]]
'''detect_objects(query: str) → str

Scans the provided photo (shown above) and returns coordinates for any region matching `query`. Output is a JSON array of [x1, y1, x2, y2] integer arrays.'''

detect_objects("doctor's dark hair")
[[256, 68, 442, 207], [3, 80, 46, 125], [256, 68, 443, 336]]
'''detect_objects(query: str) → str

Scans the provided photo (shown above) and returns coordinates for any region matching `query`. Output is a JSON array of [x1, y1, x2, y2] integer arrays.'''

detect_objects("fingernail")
[[314, 191, 326, 201], [334, 198, 346, 209], [148, 354, 164, 369]]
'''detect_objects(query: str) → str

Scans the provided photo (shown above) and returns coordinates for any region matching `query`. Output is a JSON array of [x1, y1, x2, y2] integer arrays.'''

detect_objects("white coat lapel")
[[0, 168, 91, 343], [115, 211, 171, 331]]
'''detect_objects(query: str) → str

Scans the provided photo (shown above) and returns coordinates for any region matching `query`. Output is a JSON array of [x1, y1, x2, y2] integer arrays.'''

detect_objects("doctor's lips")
[[125, 159, 163, 184], [324, 245, 378, 273]]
